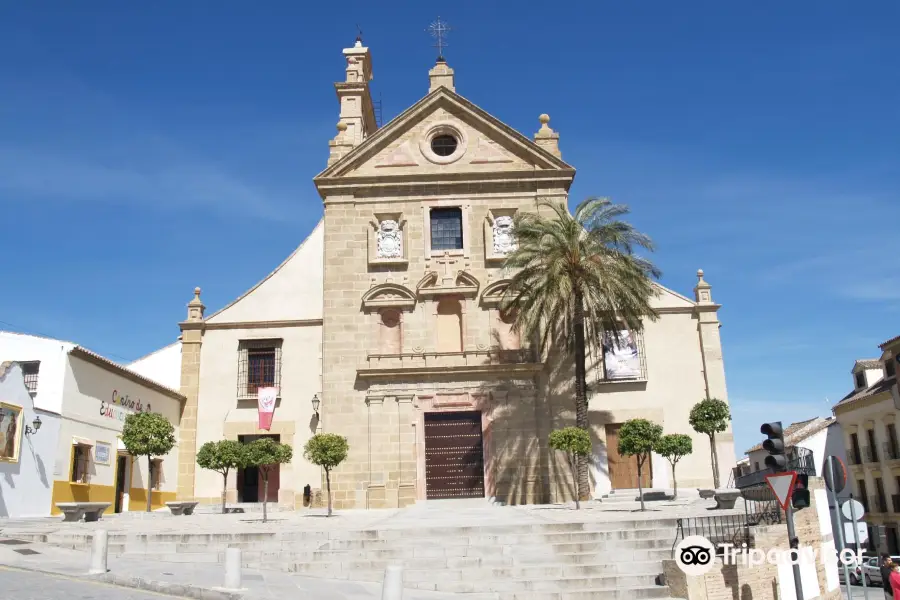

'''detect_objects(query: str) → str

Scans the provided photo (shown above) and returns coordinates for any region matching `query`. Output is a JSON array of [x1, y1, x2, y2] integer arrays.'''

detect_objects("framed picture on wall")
[[94, 441, 112, 466], [0, 402, 23, 463]]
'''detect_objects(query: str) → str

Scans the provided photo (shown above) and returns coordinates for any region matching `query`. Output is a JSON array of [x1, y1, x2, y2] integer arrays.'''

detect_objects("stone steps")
[[20, 517, 679, 599]]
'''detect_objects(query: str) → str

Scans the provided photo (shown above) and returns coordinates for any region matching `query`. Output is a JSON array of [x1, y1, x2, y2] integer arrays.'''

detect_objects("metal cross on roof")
[[355, 24, 363, 43], [427, 17, 451, 60]]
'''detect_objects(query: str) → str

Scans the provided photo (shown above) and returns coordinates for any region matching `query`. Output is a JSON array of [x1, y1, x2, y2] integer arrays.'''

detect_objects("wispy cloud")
[[0, 66, 310, 222]]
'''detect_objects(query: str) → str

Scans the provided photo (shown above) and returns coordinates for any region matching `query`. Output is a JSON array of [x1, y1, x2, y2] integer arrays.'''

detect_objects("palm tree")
[[500, 197, 661, 500]]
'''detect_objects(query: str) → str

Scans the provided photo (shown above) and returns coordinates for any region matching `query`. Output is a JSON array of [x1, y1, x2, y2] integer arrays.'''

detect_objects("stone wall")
[[664, 477, 843, 600]]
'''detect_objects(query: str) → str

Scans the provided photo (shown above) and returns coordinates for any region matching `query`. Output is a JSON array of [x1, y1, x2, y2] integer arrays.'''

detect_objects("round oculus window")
[[430, 134, 458, 157]]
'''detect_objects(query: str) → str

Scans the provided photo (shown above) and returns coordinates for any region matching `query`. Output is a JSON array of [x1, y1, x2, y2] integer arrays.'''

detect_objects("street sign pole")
[[785, 502, 804, 600], [849, 493, 870, 600], [825, 456, 853, 599]]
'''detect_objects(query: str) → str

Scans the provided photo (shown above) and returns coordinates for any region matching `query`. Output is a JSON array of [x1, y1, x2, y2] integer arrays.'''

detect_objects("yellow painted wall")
[[50, 480, 116, 515], [128, 487, 176, 511]]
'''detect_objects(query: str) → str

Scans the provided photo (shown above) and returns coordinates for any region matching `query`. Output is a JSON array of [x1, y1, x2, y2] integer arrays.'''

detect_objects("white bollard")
[[381, 563, 403, 600], [223, 547, 242, 590], [89, 530, 108, 575]]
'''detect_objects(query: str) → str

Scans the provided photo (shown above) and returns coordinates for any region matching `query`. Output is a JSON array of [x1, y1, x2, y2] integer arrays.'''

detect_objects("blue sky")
[[1, 2, 898, 456]]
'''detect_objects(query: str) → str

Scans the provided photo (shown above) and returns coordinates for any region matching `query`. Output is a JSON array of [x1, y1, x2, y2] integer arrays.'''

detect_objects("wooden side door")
[[605, 424, 652, 490]]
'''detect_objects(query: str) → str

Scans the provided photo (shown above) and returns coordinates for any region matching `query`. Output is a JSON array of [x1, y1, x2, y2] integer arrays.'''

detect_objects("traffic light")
[[761, 422, 787, 471], [792, 474, 810, 510]]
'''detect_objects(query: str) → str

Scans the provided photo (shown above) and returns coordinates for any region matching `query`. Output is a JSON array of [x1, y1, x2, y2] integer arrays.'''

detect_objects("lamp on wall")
[[24, 415, 42, 436], [311, 394, 320, 417]]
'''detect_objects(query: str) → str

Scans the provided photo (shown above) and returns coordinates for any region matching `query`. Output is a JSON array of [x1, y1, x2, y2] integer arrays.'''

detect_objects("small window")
[[21, 361, 39, 395], [430, 134, 458, 157], [430, 207, 464, 251], [856, 372, 866, 388], [71, 445, 91, 484], [754, 461, 760, 472], [887, 359, 896, 378]]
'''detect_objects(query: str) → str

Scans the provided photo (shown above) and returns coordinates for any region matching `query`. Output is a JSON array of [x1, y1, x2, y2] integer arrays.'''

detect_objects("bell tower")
[[331, 35, 377, 152]]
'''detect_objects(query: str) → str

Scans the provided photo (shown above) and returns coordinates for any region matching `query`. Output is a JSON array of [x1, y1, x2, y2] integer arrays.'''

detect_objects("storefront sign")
[[99, 390, 153, 422]]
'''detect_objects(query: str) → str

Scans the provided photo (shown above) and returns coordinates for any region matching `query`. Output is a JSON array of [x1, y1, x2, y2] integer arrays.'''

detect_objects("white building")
[[0, 331, 185, 516], [744, 416, 850, 541]]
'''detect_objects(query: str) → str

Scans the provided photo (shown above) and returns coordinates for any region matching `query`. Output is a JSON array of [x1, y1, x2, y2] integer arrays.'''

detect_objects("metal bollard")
[[223, 547, 242, 590], [89, 530, 108, 575], [381, 563, 403, 600]]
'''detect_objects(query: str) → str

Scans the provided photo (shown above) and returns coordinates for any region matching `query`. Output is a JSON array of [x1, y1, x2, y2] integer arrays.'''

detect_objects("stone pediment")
[[361, 283, 417, 311], [416, 269, 480, 299], [313, 87, 575, 192], [479, 279, 512, 308]]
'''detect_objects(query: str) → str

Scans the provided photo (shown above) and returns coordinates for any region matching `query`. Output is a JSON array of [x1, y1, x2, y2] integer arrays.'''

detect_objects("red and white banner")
[[257, 387, 278, 430]]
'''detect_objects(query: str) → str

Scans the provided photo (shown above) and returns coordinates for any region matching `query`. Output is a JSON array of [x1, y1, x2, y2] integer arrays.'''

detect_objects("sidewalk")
[[0, 536, 498, 600]]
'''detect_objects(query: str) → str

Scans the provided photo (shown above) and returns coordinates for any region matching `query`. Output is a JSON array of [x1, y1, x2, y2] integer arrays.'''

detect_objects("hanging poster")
[[258, 387, 278, 430], [602, 330, 641, 380]]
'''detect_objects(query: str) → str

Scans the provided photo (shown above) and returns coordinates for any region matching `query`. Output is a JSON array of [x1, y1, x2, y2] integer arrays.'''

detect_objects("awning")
[[72, 437, 93, 447]]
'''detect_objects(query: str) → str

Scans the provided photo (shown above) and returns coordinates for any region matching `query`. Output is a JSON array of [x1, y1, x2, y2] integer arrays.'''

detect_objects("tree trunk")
[[709, 433, 720, 488], [671, 462, 678, 498], [637, 456, 645, 511], [146, 456, 153, 512], [325, 468, 333, 517], [570, 452, 580, 510], [222, 471, 228, 514], [572, 291, 591, 501], [261, 468, 268, 523]]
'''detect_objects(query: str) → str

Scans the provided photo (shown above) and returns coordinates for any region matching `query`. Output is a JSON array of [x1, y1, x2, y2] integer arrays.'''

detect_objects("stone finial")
[[534, 114, 561, 159], [694, 269, 713, 304], [428, 59, 455, 93], [186, 287, 205, 322], [328, 121, 355, 166]]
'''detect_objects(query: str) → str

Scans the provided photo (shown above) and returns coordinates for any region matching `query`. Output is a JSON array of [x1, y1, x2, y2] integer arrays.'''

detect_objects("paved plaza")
[[0, 494, 741, 600]]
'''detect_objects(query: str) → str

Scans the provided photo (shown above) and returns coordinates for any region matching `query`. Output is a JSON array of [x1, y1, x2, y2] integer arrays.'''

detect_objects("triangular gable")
[[649, 283, 698, 311], [314, 87, 574, 182], [206, 220, 324, 323]]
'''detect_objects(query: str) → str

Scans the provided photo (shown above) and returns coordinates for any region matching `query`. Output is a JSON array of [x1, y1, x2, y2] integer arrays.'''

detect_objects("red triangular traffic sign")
[[765, 471, 798, 510]]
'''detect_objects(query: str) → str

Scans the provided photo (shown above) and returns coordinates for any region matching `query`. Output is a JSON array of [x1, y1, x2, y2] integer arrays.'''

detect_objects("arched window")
[[379, 309, 402, 354], [436, 299, 463, 352]]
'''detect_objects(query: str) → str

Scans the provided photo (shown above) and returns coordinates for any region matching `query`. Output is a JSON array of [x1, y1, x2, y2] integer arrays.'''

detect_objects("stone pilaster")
[[176, 287, 205, 500], [332, 38, 376, 151]]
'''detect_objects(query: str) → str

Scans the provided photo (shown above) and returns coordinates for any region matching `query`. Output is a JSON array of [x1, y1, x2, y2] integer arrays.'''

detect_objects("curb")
[[96, 572, 244, 600], [0, 563, 243, 600]]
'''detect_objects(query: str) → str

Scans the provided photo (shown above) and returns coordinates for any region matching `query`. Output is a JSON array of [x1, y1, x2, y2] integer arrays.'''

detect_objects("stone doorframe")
[[413, 392, 496, 501], [222, 421, 296, 506]]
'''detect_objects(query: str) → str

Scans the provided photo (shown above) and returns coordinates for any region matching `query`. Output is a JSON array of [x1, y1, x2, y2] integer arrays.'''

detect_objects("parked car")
[[860, 555, 900, 586]]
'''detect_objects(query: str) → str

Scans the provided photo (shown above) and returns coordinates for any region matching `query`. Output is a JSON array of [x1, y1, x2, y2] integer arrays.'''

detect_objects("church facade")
[[130, 39, 736, 509]]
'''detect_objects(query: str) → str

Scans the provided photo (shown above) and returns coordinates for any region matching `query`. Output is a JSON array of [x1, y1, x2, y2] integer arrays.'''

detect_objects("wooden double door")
[[605, 423, 652, 490], [424, 411, 485, 499]]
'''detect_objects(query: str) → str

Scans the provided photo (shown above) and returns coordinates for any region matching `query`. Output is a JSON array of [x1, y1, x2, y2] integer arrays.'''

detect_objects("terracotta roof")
[[68, 346, 185, 402], [853, 359, 883, 371], [881, 334, 900, 350], [833, 376, 896, 410], [745, 417, 835, 454]]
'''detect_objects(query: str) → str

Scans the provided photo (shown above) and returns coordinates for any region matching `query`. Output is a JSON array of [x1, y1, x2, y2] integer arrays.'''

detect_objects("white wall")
[[0, 363, 60, 518], [194, 324, 322, 503], [0, 331, 74, 414], [128, 342, 182, 391], [588, 301, 736, 496]]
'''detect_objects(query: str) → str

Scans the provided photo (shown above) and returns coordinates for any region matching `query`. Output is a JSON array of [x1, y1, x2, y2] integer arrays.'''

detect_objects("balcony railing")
[[885, 441, 900, 461], [864, 446, 879, 463], [358, 348, 542, 379], [734, 447, 817, 489], [870, 495, 888, 514]]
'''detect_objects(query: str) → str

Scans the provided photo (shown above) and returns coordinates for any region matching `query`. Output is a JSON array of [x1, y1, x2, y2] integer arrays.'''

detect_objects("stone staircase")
[[15, 518, 680, 599]]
